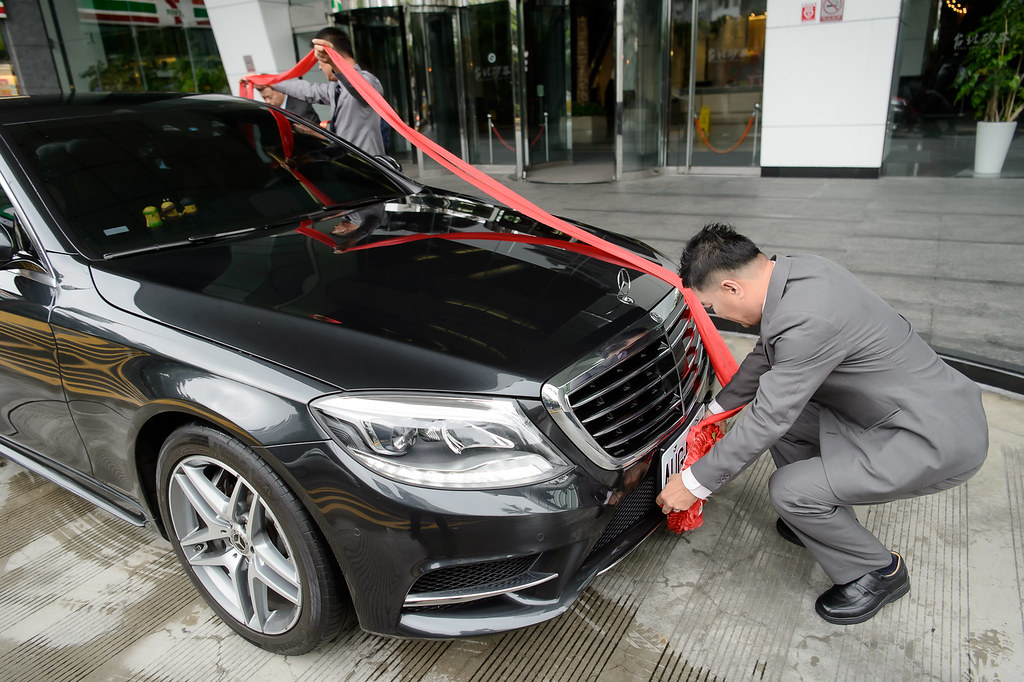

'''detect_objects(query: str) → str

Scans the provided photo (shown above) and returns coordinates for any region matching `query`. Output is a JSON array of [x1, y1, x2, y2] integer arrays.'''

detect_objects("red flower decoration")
[[666, 415, 731, 533]]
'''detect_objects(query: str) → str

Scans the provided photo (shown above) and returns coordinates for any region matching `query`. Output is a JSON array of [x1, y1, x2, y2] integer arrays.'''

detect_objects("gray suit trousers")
[[766, 404, 981, 585]]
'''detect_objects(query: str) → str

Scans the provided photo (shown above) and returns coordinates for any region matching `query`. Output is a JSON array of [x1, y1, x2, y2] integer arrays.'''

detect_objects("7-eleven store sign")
[[78, 0, 210, 27]]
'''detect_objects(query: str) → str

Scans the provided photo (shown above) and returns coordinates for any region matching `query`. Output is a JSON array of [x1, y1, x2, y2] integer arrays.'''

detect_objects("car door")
[[0, 183, 91, 474]]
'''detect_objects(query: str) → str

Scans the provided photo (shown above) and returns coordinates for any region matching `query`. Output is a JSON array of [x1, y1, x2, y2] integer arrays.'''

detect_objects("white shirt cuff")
[[681, 467, 712, 500], [707, 398, 724, 415]]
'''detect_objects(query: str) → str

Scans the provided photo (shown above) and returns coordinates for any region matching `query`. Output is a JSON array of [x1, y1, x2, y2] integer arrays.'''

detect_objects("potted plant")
[[953, 0, 1024, 175]]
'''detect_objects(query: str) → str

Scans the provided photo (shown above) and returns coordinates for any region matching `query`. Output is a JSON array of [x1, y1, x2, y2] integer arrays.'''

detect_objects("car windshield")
[[6, 97, 413, 259]]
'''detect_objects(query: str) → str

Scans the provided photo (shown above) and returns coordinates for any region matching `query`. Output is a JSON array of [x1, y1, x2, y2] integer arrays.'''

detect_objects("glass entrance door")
[[460, 2, 515, 166], [618, 0, 668, 175], [521, 0, 572, 176], [668, 0, 765, 170], [409, 8, 468, 173]]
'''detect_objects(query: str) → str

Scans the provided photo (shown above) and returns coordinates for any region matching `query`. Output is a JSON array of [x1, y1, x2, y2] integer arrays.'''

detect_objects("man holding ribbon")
[[656, 223, 988, 625], [247, 27, 385, 157]]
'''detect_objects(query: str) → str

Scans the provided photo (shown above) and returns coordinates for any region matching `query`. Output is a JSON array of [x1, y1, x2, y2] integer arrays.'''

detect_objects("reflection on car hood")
[[91, 191, 674, 396]]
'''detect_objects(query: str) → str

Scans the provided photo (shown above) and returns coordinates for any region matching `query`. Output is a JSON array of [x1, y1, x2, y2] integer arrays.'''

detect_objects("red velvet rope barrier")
[[530, 125, 546, 147], [487, 121, 546, 151], [242, 51, 741, 529], [489, 121, 515, 151], [694, 114, 755, 155]]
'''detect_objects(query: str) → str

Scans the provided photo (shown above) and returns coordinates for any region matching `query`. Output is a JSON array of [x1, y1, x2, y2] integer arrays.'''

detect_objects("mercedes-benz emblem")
[[616, 269, 634, 305]]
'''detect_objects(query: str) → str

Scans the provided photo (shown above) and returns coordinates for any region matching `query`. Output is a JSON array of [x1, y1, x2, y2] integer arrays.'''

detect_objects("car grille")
[[546, 291, 708, 469], [410, 554, 536, 594]]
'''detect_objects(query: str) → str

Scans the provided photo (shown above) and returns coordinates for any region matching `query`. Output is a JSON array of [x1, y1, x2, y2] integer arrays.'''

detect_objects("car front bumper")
[[267, 399, 704, 639]]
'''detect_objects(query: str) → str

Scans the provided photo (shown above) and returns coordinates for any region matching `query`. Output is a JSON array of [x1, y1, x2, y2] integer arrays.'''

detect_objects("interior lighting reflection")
[[945, 0, 967, 15]]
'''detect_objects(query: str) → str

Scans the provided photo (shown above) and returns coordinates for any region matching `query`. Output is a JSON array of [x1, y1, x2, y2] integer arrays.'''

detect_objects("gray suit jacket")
[[690, 254, 988, 501], [274, 66, 385, 157]]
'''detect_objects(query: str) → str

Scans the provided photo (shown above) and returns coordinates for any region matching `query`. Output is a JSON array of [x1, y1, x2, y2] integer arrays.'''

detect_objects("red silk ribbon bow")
[[666, 406, 742, 533]]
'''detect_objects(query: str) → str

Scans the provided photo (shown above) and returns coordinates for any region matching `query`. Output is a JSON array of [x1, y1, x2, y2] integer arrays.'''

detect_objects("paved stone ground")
[[1, 334, 1021, 682], [2, 172, 1022, 680], [427, 172, 1024, 374]]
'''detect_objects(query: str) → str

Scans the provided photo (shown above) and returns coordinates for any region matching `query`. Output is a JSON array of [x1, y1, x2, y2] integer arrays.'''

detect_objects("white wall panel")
[[762, 0, 902, 169], [205, 0, 296, 93], [761, 124, 887, 167]]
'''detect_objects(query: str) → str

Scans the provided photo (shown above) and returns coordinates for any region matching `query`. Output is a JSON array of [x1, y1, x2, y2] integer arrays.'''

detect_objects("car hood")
[[91, 191, 675, 397]]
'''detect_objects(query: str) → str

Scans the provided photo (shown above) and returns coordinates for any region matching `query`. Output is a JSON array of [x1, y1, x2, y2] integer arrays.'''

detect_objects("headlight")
[[310, 394, 574, 489]]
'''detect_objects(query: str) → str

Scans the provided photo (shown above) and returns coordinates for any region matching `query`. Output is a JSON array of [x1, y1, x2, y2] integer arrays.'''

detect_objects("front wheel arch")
[[153, 421, 354, 653]]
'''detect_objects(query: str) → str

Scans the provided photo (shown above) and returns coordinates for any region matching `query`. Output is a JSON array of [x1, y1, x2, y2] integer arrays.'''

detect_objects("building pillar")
[[205, 0, 316, 91], [3, 0, 62, 95], [760, 0, 902, 176]]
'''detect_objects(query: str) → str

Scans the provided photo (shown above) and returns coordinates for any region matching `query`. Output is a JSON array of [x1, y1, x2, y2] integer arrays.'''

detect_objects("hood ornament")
[[616, 269, 635, 305]]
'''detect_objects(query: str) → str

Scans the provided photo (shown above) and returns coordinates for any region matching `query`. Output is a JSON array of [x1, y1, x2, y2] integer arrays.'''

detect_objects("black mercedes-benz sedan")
[[0, 93, 711, 654]]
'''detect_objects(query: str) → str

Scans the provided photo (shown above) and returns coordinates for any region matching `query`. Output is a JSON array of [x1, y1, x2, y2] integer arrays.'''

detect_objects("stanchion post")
[[751, 103, 760, 166], [488, 114, 494, 165], [544, 112, 549, 163]]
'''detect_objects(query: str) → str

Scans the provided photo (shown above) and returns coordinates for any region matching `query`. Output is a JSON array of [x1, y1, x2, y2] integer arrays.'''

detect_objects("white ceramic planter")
[[974, 120, 1018, 176]]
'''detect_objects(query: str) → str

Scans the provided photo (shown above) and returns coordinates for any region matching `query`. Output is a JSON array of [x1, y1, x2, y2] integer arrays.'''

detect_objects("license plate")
[[659, 405, 705, 489]]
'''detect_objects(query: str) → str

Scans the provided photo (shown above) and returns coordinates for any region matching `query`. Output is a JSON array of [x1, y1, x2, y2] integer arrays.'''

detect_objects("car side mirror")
[[0, 225, 13, 263], [374, 155, 403, 174]]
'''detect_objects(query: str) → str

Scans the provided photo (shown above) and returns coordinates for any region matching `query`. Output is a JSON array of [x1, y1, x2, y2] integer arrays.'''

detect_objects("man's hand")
[[312, 38, 339, 69], [239, 74, 271, 93], [656, 472, 700, 515]]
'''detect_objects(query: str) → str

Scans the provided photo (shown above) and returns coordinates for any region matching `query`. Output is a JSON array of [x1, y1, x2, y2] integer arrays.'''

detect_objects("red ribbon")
[[239, 52, 319, 98], [264, 108, 336, 206], [242, 51, 743, 533], [240, 49, 737, 388]]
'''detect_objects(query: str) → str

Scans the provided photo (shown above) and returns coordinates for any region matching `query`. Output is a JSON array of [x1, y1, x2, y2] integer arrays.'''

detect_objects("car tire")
[[156, 423, 351, 654]]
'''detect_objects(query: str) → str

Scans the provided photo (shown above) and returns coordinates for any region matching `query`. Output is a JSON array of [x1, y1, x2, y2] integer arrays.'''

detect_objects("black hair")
[[314, 26, 353, 59], [678, 222, 762, 290]]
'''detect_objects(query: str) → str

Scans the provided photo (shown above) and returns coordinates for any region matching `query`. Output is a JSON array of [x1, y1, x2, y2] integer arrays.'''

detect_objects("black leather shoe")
[[814, 552, 910, 625], [776, 518, 805, 547]]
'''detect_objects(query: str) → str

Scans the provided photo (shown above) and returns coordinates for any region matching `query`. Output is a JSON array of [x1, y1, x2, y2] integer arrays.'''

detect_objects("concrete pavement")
[[427, 171, 1024, 377], [1, 171, 1022, 681]]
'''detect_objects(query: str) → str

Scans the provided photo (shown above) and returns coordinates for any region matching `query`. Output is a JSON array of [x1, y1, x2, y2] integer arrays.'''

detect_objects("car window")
[[0, 184, 14, 233], [5, 99, 412, 259], [0, 183, 42, 266]]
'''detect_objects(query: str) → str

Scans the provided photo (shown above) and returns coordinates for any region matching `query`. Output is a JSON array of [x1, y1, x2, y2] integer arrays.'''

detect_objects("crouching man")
[[657, 223, 988, 624]]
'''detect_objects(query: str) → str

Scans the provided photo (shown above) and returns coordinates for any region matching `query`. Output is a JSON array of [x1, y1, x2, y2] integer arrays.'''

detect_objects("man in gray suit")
[[657, 223, 988, 624], [255, 27, 385, 157]]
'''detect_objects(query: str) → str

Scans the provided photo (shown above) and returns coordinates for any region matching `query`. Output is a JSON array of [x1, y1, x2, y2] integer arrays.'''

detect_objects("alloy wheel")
[[166, 455, 302, 635]]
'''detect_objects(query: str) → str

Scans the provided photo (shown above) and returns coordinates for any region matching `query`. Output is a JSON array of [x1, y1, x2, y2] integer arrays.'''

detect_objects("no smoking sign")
[[821, 0, 845, 22]]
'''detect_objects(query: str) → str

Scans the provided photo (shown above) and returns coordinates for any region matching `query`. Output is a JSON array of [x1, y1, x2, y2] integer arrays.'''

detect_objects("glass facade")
[[7, 0, 1014, 180], [668, 0, 766, 170], [332, 0, 765, 180], [48, 1, 228, 95], [884, 0, 1023, 177]]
